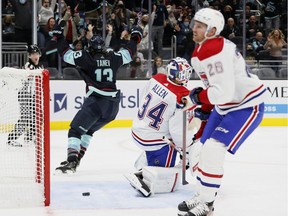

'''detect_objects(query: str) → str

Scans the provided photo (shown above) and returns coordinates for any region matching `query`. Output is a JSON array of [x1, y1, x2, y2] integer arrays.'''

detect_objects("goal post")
[[0, 67, 50, 207]]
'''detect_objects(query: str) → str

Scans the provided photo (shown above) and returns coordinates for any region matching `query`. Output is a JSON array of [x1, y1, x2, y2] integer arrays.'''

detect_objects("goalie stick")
[[182, 110, 189, 185]]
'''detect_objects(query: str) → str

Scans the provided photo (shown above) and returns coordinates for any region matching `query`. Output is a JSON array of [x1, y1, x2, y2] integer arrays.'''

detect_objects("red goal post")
[[0, 67, 50, 207]]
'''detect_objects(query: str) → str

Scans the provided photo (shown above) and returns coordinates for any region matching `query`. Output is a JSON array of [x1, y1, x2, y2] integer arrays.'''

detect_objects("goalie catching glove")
[[130, 25, 143, 44]]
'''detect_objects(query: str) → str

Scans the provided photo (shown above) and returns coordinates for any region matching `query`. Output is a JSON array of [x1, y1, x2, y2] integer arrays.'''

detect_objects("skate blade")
[[54, 169, 75, 175], [177, 211, 188, 216]]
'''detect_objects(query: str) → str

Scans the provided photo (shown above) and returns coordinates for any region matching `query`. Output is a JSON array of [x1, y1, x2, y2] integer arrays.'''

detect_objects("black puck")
[[82, 192, 90, 196]]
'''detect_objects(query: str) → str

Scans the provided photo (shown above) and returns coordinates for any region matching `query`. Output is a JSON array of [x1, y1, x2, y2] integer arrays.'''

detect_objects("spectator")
[[2, 15, 15, 42], [174, 16, 193, 59], [110, 0, 137, 40], [9, 0, 33, 44], [130, 55, 144, 78], [222, 4, 235, 22], [264, 29, 287, 73], [61, 4, 80, 44], [251, 31, 266, 53], [245, 43, 257, 60], [152, 56, 166, 76], [151, 0, 169, 55], [221, 17, 241, 40], [261, 0, 282, 37], [163, 4, 177, 47], [38, 0, 56, 28], [138, 8, 157, 59], [246, 15, 262, 39], [2, 0, 14, 14]]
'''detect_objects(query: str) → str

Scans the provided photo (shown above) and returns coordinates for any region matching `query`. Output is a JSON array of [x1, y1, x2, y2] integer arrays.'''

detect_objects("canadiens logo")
[[198, 71, 209, 87]]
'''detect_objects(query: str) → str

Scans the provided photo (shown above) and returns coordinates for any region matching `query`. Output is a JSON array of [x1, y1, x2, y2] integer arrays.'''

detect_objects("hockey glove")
[[130, 25, 143, 44], [52, 20, 66, 40], [191, 108, 210, 142], [181, 87, 203, 110], [179, 150, 190, 170]]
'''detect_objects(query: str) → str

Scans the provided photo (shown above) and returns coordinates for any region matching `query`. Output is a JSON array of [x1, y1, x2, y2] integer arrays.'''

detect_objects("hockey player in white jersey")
[[177, 8, 268, 216], [125, 57, 198, 197]]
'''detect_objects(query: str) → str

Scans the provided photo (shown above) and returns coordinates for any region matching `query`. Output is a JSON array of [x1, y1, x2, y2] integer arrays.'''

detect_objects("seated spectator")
[[251, 31, 266, 53], [152, 56, 166, 76], [130, 55, 144, 79], [2, 15, 15, 42], [221, 17, 241, 40], [246, 15, 262, 39], [222, 5, 235, 23], [246, 43, 257, 61]]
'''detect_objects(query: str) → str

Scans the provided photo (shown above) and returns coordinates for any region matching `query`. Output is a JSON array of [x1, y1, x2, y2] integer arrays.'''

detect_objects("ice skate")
[[178, 198, 214, 216], [124, 172, 151, 197], [178, 195, 201, 212], [55, 160, 78, 174]]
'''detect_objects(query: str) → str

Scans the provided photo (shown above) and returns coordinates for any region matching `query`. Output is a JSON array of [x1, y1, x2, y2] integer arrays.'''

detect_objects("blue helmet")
[[166, 57, 192, 85], [89, 35, 105, 52]]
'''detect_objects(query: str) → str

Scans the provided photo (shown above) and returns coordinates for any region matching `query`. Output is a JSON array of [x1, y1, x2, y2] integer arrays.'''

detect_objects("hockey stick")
[[182, 110, 189, 185]]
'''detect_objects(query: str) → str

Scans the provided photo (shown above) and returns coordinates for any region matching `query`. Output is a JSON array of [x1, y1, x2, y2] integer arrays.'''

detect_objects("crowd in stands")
[[2, 0, 287, 79]]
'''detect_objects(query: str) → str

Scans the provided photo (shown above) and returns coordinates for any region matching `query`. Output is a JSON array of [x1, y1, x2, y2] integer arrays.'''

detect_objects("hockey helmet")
[[194, 8, 225, 36], [27, 44, 41, 56], [166, 57, 192, 85], [89, 35, 105, 52]]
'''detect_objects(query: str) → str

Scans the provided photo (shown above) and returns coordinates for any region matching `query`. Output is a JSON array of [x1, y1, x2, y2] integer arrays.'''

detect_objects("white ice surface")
[[0, 126, 287, 216]]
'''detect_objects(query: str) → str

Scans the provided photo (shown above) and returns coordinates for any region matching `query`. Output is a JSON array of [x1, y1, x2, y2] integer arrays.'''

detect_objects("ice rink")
[[0, 126, 287, 216]]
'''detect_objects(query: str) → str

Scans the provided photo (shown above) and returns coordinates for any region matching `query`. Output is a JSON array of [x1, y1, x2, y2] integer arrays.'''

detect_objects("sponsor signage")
[[50, 80, 287, 121]]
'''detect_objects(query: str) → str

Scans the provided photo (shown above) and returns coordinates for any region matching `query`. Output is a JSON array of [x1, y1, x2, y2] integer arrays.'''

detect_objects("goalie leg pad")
[[142, 165, 181, 194], [134, 151, 148, 171]]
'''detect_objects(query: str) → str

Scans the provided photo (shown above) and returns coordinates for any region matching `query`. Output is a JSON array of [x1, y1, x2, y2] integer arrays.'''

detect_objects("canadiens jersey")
[[132, 74, 194, 150], [191, 37, 268, 115]]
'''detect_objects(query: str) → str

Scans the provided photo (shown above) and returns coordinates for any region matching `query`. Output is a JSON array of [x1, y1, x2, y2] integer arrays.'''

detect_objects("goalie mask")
[[166, 57, 192, 85]]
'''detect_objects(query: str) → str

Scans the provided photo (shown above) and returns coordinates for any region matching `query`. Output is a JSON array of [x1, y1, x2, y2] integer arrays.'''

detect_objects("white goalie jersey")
[[132, 73, 194, 151]]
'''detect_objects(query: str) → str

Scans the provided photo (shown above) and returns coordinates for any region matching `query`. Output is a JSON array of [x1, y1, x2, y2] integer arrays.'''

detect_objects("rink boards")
[[49, 80, 287, 130]]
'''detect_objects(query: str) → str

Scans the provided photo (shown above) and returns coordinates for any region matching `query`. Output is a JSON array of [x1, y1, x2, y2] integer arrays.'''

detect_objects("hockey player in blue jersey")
[[177, 8, 268, 216], [52, 20, 143, 174]]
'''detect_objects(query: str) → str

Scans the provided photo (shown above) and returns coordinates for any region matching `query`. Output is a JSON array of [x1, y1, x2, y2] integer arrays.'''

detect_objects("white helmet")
[[166, 57, 192, 85], [194, 8, 225, 36]]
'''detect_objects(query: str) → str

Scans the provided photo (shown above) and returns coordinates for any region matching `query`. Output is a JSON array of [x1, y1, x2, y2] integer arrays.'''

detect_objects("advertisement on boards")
[[50, 80, 287, 125]]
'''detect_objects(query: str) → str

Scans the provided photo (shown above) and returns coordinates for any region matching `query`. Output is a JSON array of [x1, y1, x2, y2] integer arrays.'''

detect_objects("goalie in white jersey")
[[125, 57, 197, 197], [177, 8, 269, 216]]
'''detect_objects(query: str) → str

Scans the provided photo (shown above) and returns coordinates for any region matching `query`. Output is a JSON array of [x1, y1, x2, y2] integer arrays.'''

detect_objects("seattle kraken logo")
[[54, 93, 67, 112]]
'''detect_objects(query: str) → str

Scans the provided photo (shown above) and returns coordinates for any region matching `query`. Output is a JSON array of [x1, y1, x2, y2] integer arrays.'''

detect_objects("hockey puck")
[[82, 192, 90, 196]]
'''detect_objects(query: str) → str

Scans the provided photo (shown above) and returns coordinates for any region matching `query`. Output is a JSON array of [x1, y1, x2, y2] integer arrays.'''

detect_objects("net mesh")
[[0, 67, 47, 207]]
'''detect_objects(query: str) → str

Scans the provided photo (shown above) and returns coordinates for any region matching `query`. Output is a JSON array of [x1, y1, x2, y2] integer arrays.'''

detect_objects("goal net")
[[0, 67, 50, 207]]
